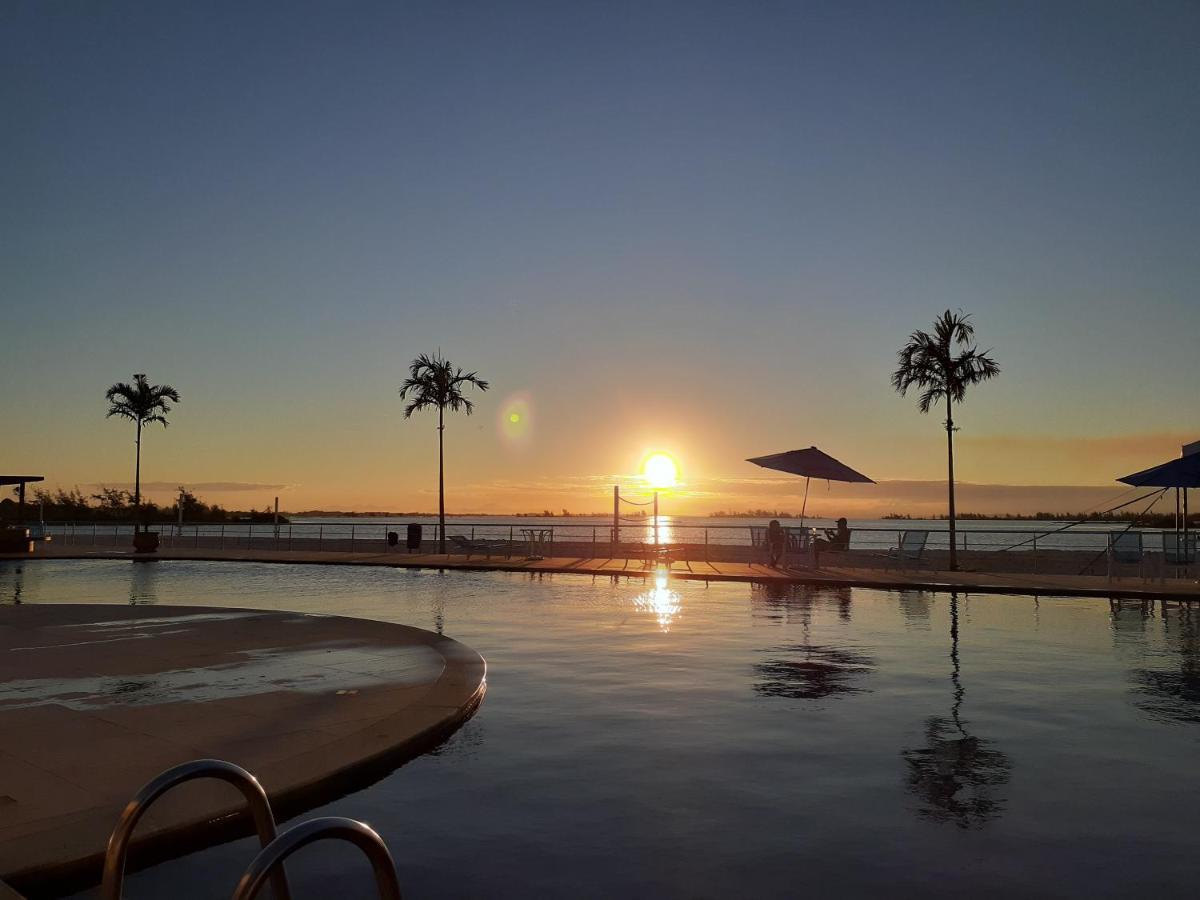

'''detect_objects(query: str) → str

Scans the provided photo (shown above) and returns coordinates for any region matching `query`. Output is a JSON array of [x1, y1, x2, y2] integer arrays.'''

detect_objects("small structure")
[[0, 475, 45, 523], [1118, 441, 1200, 562]]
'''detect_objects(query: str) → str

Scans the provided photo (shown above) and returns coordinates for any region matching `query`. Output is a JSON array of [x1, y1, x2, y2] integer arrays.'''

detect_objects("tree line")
[[0, 486, 283, 524]]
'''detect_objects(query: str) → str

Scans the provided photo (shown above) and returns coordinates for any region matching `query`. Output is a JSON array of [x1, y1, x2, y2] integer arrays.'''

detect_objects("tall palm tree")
[[399, 353, 489, 553], [892, 310, 999, 571], [105, 373, 181, 531]]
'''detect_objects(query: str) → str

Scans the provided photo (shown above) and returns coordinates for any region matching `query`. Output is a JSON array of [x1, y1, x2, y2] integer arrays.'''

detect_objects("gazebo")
[[1118, 441, 1200, 559], [0, 475, 45, 523]]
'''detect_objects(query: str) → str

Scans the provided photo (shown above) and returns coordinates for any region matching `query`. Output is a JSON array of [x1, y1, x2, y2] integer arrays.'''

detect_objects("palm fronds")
[[892, 310, 999, 415], [105, 373, 181, 427], [399, 352, 489, 420]]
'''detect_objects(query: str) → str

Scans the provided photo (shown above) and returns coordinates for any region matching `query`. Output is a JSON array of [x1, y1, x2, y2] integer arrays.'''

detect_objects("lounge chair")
[[1109, 532, 1143, 565], [449, 534, 508, 558], [1162, 532, 1196, 566], [750, 526, 768, 562], [1107, 531, 1145, 580], [886, 530, 928, 569]]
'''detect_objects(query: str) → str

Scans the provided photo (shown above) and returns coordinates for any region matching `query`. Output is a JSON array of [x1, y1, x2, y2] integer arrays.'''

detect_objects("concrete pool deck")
[[0, 605, 486, 896], [3, 543, 1199, 600]]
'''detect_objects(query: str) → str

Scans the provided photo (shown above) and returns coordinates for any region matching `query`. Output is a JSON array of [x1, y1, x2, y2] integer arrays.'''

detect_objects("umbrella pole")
[[800, 476, 810, 530], [1185, 488, 1190, 566]]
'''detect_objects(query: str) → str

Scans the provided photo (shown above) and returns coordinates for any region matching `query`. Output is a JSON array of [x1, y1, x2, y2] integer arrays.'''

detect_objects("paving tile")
[[0, 604, 486, 890], [0, 752, 106, 830]]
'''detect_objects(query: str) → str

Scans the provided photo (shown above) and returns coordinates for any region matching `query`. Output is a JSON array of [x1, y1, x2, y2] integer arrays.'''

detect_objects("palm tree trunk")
[[946, 395, 957, 571], [438, 404, 446, 554], [134, 418, 143, 534]]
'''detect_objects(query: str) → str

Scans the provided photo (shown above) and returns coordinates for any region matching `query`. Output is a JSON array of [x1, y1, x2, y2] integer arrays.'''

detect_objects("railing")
[[27, 518, 1193, 556], [231, 817, 401, 900], [99, 760, 399, 900], [101, 759, 290, 900], [16, 519, 1197, 581]]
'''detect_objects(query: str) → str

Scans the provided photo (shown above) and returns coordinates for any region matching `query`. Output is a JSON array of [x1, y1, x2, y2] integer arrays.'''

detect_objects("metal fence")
[[27, 519, 1196, 563]]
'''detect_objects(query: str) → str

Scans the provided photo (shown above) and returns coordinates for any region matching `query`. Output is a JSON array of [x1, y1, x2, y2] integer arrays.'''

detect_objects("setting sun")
[[643, 453, 679, 489]]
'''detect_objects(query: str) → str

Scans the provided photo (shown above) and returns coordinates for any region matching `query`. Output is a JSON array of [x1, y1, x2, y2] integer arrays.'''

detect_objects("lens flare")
[[497, 392, 532, 449], [643, 453, 678, 488]]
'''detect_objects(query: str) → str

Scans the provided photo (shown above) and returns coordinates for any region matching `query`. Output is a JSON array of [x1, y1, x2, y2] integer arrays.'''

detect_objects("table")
[[520, 528, 553, 560], [784, 527, 815, 566], [785, 527, 814, 552]]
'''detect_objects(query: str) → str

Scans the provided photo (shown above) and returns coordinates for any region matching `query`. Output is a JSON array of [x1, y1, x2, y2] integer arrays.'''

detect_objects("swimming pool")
[[4, 560, 1199, 898]]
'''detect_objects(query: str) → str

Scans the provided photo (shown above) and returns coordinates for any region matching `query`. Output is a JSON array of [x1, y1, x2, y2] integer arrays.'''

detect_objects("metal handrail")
[[34, 517, 1185, 535], [101, 759, 291, 900], [230, 817, 401, 900], [31, 518, 1195, 559]]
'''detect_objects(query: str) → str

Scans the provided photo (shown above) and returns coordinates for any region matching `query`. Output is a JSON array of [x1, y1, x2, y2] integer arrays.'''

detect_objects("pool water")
[[4, 560, 1200, 898]]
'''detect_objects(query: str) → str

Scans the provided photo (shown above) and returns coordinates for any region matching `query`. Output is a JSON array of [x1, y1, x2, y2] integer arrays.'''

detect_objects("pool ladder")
[[100, 758, 402, 899]]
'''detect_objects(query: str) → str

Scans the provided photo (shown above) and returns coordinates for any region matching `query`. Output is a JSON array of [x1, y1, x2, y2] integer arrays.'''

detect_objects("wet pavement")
[[0, 604, 485, 894]]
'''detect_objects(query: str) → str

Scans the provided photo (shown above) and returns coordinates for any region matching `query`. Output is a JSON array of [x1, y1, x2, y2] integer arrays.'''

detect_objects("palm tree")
[[399, 353, 489, 553], [892, 310, 999, 571], [104, 373, 181, 531]]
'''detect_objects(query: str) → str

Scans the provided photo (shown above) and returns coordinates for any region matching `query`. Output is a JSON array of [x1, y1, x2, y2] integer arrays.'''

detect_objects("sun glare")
[[643, 453, 678, 489]]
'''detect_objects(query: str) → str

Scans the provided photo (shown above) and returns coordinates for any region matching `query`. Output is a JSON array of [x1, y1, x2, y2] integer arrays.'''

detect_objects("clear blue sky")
[[3, 1, 1197, 512]]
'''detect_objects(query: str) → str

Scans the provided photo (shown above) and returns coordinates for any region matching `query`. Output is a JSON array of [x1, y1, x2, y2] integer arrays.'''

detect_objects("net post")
[[613, 485, 620, 553]]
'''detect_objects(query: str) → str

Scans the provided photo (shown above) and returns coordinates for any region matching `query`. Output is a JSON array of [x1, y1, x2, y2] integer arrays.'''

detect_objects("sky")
[[3, 1, 1198, 516]]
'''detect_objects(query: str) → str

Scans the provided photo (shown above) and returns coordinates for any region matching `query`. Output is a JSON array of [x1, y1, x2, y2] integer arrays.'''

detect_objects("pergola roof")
[[0, 476, 44, 487]]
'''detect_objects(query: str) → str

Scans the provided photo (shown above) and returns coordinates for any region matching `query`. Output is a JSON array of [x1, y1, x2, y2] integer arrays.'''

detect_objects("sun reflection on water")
[[640, 515, 672, 546], [634, 569, 682, 632]]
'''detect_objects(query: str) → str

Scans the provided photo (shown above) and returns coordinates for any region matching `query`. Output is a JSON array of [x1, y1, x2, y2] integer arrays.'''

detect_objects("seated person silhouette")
[[814, 517, 851, 554], [767, 519, 785, 567]]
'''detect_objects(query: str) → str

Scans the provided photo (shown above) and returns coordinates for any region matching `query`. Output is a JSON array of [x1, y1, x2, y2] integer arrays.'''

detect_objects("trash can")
[[386, 531, 399, 549], [0, 527, 33, 554], [406, 523, 422, 552]]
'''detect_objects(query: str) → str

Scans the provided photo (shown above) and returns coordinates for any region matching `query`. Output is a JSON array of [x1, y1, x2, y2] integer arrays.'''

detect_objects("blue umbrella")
[[1118, 442, 1200, 555], [1117, 452, 1200, 489], [746, 446, 875, 529]]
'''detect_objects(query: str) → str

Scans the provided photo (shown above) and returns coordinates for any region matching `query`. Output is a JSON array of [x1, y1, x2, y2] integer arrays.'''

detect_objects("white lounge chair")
[[449, 534, 508, 558], [887, 530, 928, 569], [1107, 531, 1145, 580], [1109, 532, 1143, 564], [1162, 532, 1196, 566]]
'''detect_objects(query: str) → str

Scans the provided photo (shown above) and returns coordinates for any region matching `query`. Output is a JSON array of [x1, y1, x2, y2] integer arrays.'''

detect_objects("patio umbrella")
[[746, 446, 875, 529], [1117, 441, 1200, 553]]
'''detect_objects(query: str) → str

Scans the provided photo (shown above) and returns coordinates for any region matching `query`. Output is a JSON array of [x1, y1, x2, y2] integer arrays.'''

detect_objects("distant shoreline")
[[287, 509, 1197, 527]]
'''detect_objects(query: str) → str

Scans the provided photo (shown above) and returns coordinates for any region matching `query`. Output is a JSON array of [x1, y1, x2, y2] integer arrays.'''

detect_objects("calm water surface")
[[3, 560, 1199, 899]]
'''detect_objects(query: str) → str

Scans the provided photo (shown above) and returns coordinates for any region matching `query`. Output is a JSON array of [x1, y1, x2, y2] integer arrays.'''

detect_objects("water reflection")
[[129, 560, 159, 605], [633, 569, 681, 631], [750, 583, 852, 627], [754, 645, 873, 700], [750, 584, 871, 699], [897, 590, 933, 629], [1109, 597, 1153, 638], [637, 514, 673, 547], [1128, 601, 1200, 725], [1, 563, 25, 604], [902, 593, 1010, 828]]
